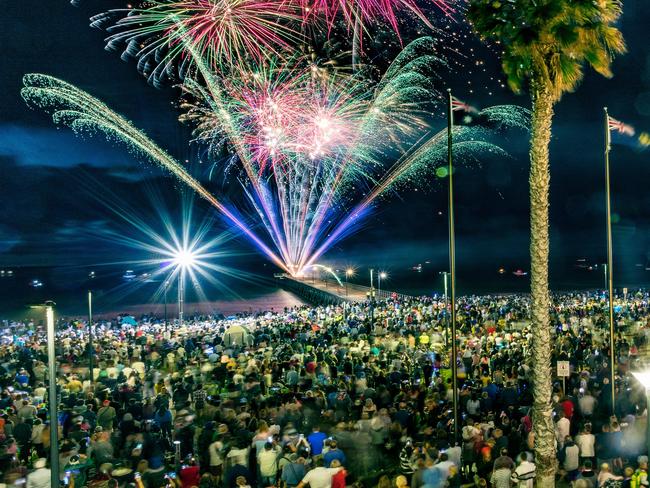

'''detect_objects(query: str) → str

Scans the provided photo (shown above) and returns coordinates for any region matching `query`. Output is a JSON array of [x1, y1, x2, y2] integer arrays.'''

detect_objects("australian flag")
[[607, 115, 649, 151], [450, 96, 479, 125]]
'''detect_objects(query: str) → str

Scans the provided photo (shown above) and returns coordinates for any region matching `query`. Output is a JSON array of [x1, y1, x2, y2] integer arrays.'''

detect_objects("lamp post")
[[173, 249, 197, 325], [31, 301, 59, 488], [378, 272, 387, 298], [369, 269, 375, 329], [88, 291, 94, 382], [164, 280, 169, 328], [46, 302, 59, 488], [178, 270, 185, 324], [632, 371, 650, 457], [439, 271, 450, 348], [345, 269, 354, 296]]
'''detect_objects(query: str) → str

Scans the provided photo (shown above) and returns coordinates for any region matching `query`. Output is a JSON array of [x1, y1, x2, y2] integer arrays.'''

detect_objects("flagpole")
[[447, 89, 459, 444], [604, 106, 616, 414]]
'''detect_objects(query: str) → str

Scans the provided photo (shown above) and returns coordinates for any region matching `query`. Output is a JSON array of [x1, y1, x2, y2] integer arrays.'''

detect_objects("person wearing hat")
[[26, 458, 50, 488], [64, 454, 93, 488], [96, 399, 117, 432], [90, 426, 114, 465]]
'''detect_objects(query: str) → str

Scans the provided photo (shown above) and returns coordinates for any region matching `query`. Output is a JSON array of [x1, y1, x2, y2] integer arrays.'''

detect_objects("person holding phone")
[[258, 441, 282, 487]]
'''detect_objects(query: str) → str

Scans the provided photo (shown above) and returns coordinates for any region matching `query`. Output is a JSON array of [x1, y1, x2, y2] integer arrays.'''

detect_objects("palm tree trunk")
[[529, 79, 557, 487]]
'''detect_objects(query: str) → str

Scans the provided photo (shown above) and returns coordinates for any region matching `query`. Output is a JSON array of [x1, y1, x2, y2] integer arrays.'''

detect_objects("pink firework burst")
[[97, 0, 304, 77], [301, 0, 455, 35]]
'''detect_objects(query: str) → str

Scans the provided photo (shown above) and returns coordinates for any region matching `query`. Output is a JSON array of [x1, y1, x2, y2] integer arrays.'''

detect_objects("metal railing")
[[278, 274, 414, 302]]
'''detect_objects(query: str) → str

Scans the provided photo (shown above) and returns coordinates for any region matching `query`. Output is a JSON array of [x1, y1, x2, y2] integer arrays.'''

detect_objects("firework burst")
[[302, 0, 454, 35], [90, 0, 304, 85]]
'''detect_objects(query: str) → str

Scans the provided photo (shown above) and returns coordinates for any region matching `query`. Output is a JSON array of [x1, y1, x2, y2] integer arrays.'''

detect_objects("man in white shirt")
[[511, 454, 536, 488], [578, 391, 597, 417], [258, 442, 282, 486], [27, 458, 50, 488], [574, 425, 595, 461], [296, 458, 343, 488], [555, 411, 570, 449]]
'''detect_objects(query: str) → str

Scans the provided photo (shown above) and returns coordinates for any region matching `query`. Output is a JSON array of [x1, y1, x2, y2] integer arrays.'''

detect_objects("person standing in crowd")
[[26, 458, 50, 488], [511, 453, 535, 488], [296, 458, 343, 488], [2, 291, 649, 488]]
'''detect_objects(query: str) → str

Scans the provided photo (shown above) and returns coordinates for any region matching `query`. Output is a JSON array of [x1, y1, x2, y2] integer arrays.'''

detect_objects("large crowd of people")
[[0, 291, 649, 488]]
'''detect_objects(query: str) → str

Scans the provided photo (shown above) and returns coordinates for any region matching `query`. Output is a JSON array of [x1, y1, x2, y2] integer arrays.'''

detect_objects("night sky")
[[1, 1, 650, 310]]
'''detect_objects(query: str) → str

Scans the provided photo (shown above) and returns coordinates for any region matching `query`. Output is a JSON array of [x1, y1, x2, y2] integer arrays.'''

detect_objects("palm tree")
[[467, 0, 625, 484]]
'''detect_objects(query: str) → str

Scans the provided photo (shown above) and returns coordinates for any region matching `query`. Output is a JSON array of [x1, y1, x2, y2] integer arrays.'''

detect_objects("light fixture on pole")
[[345, 268, 354, 296], [378, 271, 387, 296], [632, 370, 650, 457]]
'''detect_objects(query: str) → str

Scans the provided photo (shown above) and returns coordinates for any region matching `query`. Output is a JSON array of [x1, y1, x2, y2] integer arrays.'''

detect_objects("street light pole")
[[345, 269, 353, 297], [45, 302, 59, 488], [447, 89, 459, 445], [440, 271, 449, 348], [178, 271, 185, 324], [88, 291, 93, 382], [164, 280, 169, 328], [369, 269, 375, 329], [604, 107, 616, 414]]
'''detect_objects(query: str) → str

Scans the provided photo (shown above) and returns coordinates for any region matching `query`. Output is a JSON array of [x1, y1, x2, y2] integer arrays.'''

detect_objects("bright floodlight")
[[379, 271, 388, 279], [346, 268, 354, 277], [633, 371, 650, 389], [173, 249, 197, 269]]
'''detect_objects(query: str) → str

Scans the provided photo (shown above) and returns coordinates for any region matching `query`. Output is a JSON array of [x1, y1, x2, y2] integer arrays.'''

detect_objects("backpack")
[[631, 469, 648, 488]]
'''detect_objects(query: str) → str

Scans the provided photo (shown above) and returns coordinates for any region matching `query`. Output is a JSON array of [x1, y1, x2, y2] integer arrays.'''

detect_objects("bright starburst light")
[[172, 248, 198, 269], [60, 180, 257, 308]]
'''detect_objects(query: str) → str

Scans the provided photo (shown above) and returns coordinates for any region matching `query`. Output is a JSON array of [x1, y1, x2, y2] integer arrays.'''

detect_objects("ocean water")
[[0, 265, 305, 320], [0, 259, 634, 320]]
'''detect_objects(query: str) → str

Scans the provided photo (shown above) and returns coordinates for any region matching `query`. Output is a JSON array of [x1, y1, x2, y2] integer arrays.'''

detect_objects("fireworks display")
[[89, 0, 457, 84], [91, 0, 304, 86], [22, 34, 527, 275], [21, 0, 528, 276], [178, 40, 438, 273], [301, 0, 454, 36]]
